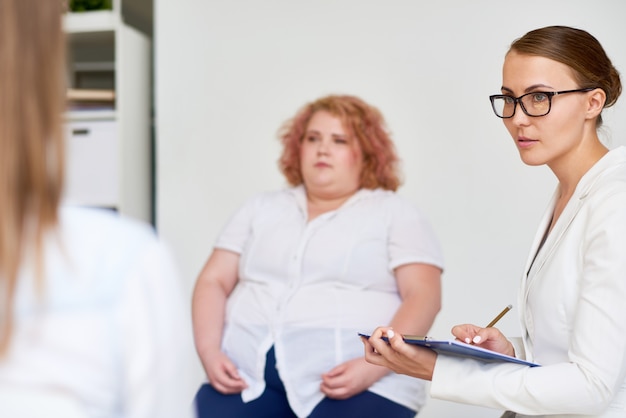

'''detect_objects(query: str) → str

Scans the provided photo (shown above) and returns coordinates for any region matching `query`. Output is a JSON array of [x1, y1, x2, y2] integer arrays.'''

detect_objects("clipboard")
[[359, 333, 540, 367]]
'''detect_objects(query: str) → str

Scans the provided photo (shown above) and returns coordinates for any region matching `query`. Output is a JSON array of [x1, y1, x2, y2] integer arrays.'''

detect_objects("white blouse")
[[0, 206, 195, 418], [214, 186, 444, 417]]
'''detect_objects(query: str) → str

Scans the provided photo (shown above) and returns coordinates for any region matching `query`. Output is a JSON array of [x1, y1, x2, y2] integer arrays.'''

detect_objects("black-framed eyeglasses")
[[489, 87, 596, 118]]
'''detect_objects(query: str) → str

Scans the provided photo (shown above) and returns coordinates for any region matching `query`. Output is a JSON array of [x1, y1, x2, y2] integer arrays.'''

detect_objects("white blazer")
[[430, 146, 626, 417]]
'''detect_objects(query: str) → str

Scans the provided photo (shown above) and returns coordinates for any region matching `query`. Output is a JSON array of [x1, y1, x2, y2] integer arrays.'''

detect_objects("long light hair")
[[0, 0, 66, 355]]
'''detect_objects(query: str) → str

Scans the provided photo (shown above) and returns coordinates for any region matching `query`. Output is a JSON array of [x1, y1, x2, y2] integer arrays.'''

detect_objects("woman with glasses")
[[363, 25, 625, 418]]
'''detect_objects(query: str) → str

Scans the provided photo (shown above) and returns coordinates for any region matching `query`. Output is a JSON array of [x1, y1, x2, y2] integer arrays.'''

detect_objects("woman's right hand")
[[451, 324, 515, 357], [202, 350, 248, 394], [192, 250, 244, 394]]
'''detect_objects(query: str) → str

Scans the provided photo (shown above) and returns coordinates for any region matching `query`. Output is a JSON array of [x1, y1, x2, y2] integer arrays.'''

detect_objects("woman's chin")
[[517, 150, 548, 167]]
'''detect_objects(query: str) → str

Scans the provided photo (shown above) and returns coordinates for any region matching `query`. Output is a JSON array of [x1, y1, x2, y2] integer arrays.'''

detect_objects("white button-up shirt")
[[215, 186, 444, 417]]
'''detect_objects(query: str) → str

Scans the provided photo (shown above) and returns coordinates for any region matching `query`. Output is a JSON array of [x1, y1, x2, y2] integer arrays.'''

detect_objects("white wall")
[[155, 1, 626, 416]]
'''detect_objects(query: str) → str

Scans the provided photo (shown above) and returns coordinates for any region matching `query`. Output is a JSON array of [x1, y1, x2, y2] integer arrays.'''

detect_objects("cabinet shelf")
[[63, 10, 118, 34], [66, 109, 117, 122]]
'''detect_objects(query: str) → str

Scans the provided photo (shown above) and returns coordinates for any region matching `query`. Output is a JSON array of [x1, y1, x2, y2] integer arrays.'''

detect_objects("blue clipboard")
[[359, 333, 540, 367]]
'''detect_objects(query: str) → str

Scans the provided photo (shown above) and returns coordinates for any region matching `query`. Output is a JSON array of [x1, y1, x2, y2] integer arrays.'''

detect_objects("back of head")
[[509, 26, 622, 125], [0, 0, 66, 354]]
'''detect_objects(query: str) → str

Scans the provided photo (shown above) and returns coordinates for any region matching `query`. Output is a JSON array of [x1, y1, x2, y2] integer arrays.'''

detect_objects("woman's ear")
[[586, 88, 607, 120]]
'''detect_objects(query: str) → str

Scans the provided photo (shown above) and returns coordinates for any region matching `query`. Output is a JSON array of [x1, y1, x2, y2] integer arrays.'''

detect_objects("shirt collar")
[[287, 185, 380, 217]]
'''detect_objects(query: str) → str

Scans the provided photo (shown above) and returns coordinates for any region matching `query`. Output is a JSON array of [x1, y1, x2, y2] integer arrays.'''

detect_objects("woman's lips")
[[517, 136, 538, 148]]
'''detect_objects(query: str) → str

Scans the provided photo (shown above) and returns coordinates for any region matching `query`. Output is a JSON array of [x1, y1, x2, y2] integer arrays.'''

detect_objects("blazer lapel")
[[522, 189, 558, 281], [519, 186, 586, 356], [525, 153, 625, 288], [525, 192, 585, 285]]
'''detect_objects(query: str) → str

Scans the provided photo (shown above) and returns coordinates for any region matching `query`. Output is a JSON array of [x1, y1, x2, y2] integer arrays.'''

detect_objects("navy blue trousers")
[[194, 347, 416, 418]]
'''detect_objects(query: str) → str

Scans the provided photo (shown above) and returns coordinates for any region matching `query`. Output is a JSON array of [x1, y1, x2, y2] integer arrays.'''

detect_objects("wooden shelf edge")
[[67, 88, 115, 101]]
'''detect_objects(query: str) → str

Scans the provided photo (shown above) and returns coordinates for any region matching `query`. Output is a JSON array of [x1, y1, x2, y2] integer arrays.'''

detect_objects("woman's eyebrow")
[[500, 84, 554, 94], [523, 83, 553, 92]]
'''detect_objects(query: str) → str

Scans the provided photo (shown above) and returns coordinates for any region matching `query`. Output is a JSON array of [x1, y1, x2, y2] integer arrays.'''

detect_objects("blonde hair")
[[0, 0, 66, 354]]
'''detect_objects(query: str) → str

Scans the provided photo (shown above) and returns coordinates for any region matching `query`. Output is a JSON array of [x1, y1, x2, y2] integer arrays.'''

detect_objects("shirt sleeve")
[[214, 195, 261, 254], [387, 195, 444, 271]]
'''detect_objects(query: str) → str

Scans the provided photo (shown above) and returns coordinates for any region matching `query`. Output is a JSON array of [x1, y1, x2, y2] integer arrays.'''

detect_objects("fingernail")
[[387, 330, 395, 339], [464, 337, 471, 344], [473, 335, 482, 344]]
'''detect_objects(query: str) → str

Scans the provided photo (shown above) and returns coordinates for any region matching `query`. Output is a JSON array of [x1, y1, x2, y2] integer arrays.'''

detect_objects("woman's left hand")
[[362, 326, 437, 381], [320, 357, 389, 399]]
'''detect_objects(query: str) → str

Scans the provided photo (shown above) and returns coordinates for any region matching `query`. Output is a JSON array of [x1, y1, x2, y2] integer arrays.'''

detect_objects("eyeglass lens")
[[492, 92, 551, 118]]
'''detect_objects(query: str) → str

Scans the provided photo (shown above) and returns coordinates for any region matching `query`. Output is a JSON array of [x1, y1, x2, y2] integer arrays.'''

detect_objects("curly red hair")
[[278, 95, 402, 191]]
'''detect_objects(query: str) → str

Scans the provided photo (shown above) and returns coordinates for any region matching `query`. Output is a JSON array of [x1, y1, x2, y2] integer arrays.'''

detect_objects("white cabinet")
[[63, 0, 152, 223], [65, 120, 119, 208]]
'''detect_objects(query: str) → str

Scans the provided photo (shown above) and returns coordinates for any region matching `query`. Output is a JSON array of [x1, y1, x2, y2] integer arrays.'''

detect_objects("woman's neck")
[[550, 139, 608, 197], [548, 138, 608, 230], [306, 189, 358, 221]]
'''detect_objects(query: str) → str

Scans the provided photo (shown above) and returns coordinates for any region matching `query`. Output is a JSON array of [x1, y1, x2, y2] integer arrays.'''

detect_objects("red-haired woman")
[[193, 95, 444, 417]]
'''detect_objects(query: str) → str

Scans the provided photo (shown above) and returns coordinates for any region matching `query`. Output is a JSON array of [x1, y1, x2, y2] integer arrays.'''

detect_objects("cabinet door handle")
[[72, 128, 90, 136]]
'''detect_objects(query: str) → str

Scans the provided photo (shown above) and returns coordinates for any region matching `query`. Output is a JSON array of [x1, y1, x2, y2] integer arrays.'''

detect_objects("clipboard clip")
[[402, 334, 432, 341]]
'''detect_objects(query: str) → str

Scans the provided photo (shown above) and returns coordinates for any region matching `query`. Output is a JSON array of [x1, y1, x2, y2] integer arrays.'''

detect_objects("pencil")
[[486, 304, 512, 328]]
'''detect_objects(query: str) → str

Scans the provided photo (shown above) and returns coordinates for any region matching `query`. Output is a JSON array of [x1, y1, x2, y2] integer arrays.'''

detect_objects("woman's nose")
[[510, 104, 531, 126], [316, 139, 330, 154]]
